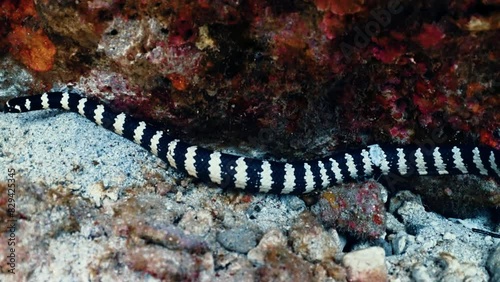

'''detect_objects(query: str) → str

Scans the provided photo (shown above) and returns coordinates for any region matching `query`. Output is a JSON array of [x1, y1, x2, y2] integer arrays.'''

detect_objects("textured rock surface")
[[386, 191, 495, 281], [1, 0, 499, 156], [312, 181, 387, 239]]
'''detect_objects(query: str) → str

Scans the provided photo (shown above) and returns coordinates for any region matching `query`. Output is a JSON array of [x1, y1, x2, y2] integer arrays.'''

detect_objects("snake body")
[[5, 92, 500, 194]]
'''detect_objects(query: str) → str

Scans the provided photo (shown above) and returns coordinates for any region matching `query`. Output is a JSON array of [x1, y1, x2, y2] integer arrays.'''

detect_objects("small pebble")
[[342, 247, 387, 282], [247, 229, 286, 265], [282, 196, 306, 211], [217, 228, 258, 254], [389, 190, 422, 213], [411, 264, 433, 282], [289, 213, 339, 262], [178, 209, 214, 236], [442, 232, 456, 241], [392, 231, 409, 255], [437, 252, 487, 281], [487, 243, 500, 282], [385, 213, 406, 233]]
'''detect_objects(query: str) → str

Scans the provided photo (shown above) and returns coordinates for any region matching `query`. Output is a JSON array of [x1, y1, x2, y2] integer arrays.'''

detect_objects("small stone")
[[282, 196, 306, 211], [314, 181, 387, 239], [86, 181, 105, 207], [65, 172, 74, 181], [336, 232, 348, 252], [175, 191, 183, 202], [397, 200, 426, 225], [137, 224, 209, 254], [215, 257, 256, 281], [392, 231, 409, 255], [122, 245, 213, 280], [247, 229, 286, 265], [421, 239, 436, 250], [247, 230, 317, 281], [289, 212, 340, 262], [342, 247, 387, 282], [487, 243, 500, 282], [411, 264, 433, 282], [68, 183, 82, 191], [217, 227, 258, 254], [178, 209, 214, 236], [389, 190, 422, 213], [437, 252, 487, 281], [442, 232, 456, 241], [385, 212, 406, 233]]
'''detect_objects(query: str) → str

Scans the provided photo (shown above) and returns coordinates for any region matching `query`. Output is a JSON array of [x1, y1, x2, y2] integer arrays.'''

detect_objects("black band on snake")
[[5, 92, 500, 194]]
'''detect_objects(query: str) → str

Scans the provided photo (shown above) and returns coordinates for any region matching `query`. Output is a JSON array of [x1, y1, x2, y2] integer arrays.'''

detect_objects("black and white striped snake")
[[5, 91, 500, 194]]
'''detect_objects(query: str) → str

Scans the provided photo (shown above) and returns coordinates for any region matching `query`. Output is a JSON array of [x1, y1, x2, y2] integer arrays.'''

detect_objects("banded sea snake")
[[5, 91, 500, 194]]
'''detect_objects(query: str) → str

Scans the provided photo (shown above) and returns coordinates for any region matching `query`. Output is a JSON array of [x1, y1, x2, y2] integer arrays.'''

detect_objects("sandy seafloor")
[[0, 97, 499, 281]]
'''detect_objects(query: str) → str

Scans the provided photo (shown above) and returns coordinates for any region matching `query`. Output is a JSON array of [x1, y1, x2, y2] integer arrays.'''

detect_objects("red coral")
[[319, 12, 345, 40], [413, 23, 446, 49], [314, 0, 365, 16], [268, 13, 309, 59], [372, 37, 406, 64], [389, 125, 414, 143], [169, 11, 197, 46], [413, 80, 439, 116]]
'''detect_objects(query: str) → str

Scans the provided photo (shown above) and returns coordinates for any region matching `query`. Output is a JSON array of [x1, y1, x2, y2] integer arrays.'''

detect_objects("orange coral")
[[167, 73, 189, 91], [2, 0, 56, 72], [8, 25, 56, 72], [0, 0, 37, 21], [480, 129, 499, 149]]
